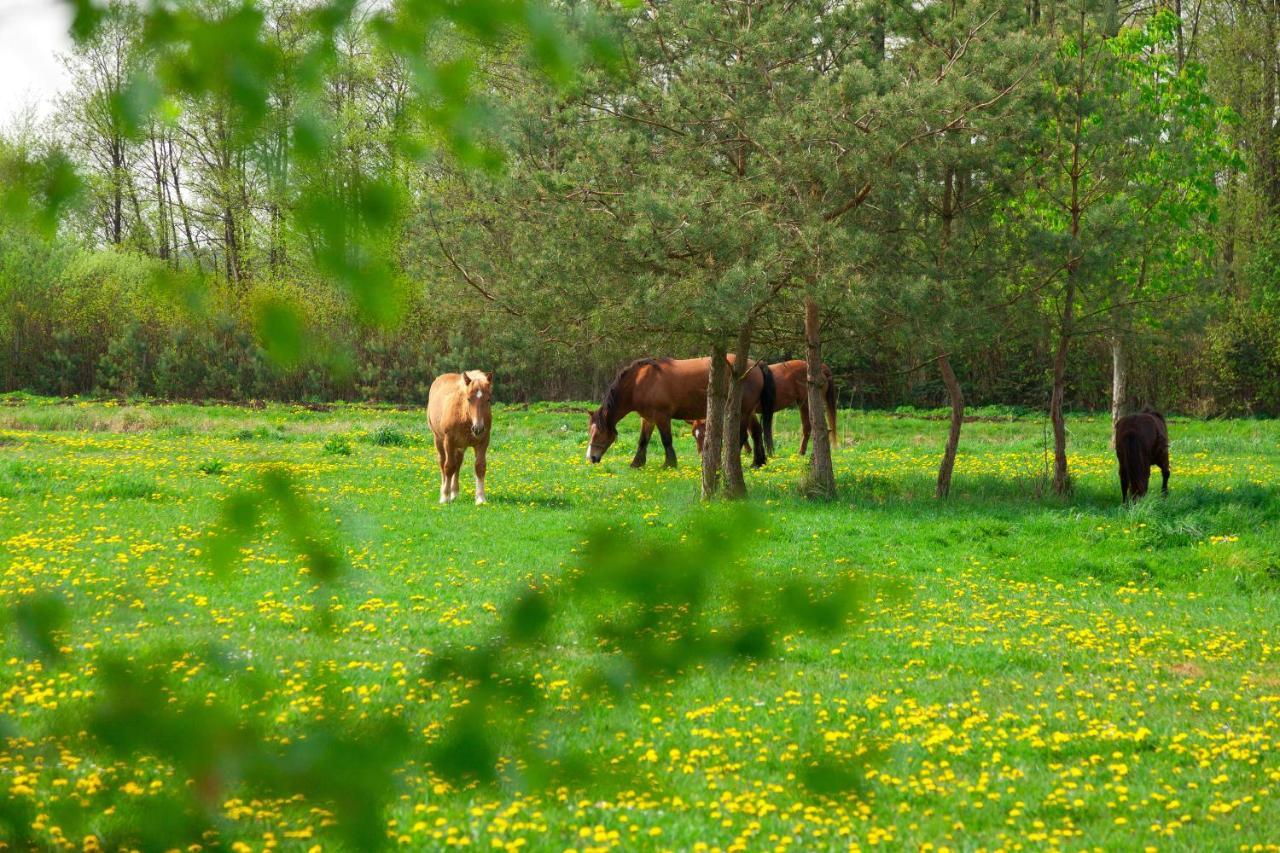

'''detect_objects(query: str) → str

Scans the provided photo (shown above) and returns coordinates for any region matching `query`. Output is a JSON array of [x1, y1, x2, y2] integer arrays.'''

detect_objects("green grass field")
[[2, 396, 1279, 851]]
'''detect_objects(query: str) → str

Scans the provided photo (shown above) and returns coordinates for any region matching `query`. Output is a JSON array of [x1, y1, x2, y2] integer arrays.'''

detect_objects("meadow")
[[2, 395, 1279, 851]]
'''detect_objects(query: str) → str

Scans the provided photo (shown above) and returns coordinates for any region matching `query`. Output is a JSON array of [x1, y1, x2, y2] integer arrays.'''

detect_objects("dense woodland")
[[1, 2, 1278, 429]]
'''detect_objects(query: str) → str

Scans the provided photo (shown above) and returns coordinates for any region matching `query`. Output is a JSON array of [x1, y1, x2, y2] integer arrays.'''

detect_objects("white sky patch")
[[0, 0, 73, 125]]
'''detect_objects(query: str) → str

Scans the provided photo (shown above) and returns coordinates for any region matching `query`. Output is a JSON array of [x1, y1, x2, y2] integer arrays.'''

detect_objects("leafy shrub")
[[97, 321, 158, 397], [197, 460, 227, 476], [323, 435, 353, 456], [368, 425, 410, 447], [1206, 306, 1280, 416]]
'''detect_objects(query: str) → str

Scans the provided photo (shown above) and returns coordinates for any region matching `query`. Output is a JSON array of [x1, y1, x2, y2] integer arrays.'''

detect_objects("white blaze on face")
[[470, 387, 487, 433], [585, 422, 596, 461]]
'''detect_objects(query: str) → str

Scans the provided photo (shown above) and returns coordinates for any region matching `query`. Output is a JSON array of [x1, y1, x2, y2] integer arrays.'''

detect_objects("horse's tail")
[[759, 362, 777, 454], [824, 365, 838, 447], [1120, 431, 1146, 493]]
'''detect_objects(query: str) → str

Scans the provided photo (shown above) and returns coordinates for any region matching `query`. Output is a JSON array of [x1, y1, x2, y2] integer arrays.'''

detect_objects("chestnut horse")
[[586, 356, 774, 469], [428, 371, 493, 504], [1114, 409, 1170, 502], [762, 360, 837, 456]]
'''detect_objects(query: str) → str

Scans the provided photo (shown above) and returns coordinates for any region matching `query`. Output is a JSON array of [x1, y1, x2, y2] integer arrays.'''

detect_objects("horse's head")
[[585, 409, 617, 463], [462, 372, 493, 437], [690, 419, 706, 454]]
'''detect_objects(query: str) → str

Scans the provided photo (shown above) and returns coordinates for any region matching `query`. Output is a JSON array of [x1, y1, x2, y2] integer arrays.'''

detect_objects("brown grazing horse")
[[428, 371, 493, 504], [1114, 409, 1170, 502], [587, 356, 774, 469], [763, 360, 837, 455]]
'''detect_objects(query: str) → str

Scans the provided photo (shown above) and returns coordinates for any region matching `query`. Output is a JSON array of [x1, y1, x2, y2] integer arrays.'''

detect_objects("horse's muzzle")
[[471, 424, 486, 437]]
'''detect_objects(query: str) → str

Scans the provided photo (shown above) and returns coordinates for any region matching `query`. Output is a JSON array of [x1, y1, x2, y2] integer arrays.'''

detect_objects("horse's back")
[[769, 360, 808, 408], [630, 356, 765, 420], [427, 373, 462, 434], [1115, 411, 1168, 452]]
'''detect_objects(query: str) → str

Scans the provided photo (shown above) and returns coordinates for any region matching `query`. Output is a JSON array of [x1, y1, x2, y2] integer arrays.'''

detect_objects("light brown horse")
[[586, 356, 774, 468], [428, 371, 493, 504], [1114, 409, 1170, 502], [763, 360, 837, 455]]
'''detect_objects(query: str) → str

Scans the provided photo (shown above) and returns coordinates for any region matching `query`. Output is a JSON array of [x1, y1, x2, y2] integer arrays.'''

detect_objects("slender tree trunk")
[[1110, 332, 1128, 435], [936, 354, 964, 498], [1050, 270, 1076, 496], [701, 342, 729, 501], [1266, 0, 1280, 212], [110, 139, 124, 245], [1052, 16, 1085, 498], [804, 298, 836, 499], [723, 322, 752, 500], [149, 128, 170, 261], [169, 145, 200, 272], [935, 163, 963, 499]]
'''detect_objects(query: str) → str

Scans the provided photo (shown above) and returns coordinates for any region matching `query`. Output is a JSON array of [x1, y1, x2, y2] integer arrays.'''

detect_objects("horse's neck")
[[607, 400, 633, 430]]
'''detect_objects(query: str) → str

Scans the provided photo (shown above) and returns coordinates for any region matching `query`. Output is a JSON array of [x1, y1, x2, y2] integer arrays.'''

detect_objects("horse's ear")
[[463, 373, 472, 386], [484, 371, 493, 385]]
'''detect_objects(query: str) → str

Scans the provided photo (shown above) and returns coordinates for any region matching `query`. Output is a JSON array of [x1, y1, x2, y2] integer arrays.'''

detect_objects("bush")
[[1206, 306, 1280, 416], [323, 435, 353, 456], [368, 425, 410, 447]]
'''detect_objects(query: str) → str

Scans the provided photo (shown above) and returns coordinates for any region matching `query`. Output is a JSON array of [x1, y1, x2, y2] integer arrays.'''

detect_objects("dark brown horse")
[[762, 360, 837, 455], [587, 356, 775, 468], [1114, 409, 1170, 502]]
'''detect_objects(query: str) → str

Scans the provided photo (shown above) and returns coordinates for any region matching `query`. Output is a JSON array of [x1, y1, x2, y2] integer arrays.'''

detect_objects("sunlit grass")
[[1, 399, 1278, 849]]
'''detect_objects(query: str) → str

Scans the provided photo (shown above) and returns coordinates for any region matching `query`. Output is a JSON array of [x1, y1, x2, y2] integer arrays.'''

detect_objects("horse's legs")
[[655, 417, 677, 468], [631, 419, 654, 468], [798, 404, 811, 455], [474, 442, 488, 505], [1118, 462, 1129, 503], [447, 447, 465, 501], [435, 436, 450, 504], [1158, 450, 1170, 495], [748, 415, 766, 468]]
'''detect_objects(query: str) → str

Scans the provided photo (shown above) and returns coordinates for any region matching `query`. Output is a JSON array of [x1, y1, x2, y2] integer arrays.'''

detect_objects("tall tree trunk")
[[1266, 0, 1280, 212], [1110, 332, 1128, 435], [804, 298, 836, 499], [149, 127, 170, 261], [1052, 18, 1085, 498], [723, 322, 752, 500], [936, 354, 964, 499], [110, 139, 124, 245], [168, 145, 200, 272], [701, 342, 729, 501], [1050, 270, 1076, 496], [935, 163, 963, 499]]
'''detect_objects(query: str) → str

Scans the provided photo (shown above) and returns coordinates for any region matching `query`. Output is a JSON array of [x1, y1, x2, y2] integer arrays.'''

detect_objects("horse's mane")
[[1140, 405, 1166, 422], [596, 357, 672, 427]]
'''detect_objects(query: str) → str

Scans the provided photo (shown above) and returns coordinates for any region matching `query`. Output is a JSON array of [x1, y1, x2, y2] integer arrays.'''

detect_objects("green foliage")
[[197, 459, 228, 476], [367, 424, 411, 447], [1206, 305, 1280, 416], [322, 433, 353, 457]]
